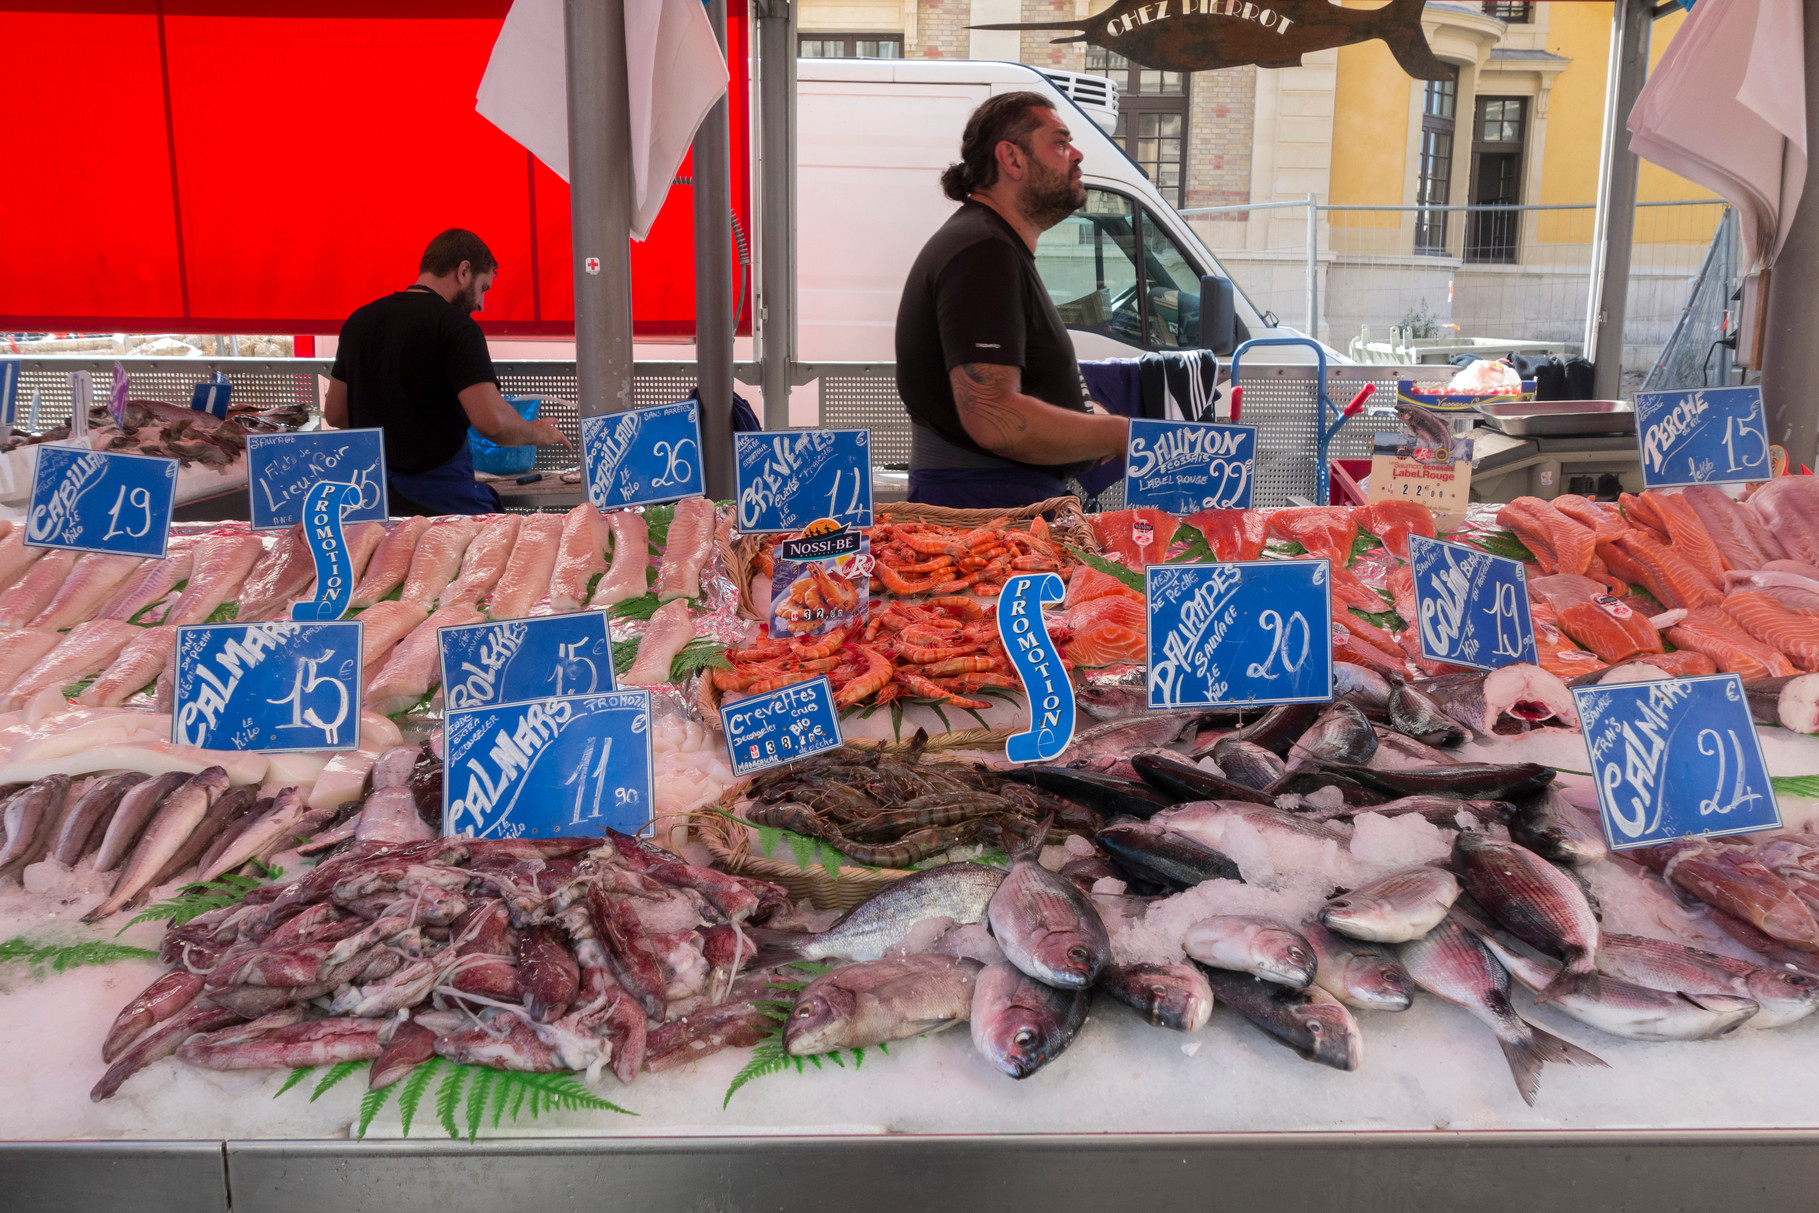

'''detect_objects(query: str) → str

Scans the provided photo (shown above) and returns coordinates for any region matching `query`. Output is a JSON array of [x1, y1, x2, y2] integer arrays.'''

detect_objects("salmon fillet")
[[1354, 501, 1436, 560], [1497, 498, 1595, 576], [1596, 532, 1723, 609], [1620, 492, 1671, 544], [1667, 606, 1798, 681], [1061, 593, 1148, 666], [1548, 495, 1626, 542], [1642, 491, 1725, 588], [1064, 565, 1141, 609], [1557, 597, 1663, 664], [1183, 509, 1267, 562], [1527, 603, 1607, 681], [1723, 591, 1819, 671], [1091, 509, 1179, 568]]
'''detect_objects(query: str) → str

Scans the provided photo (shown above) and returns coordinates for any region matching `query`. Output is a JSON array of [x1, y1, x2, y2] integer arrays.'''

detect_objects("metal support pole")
[[1759, 0, 1819, 468], [693, 0, 735, 498], [756, 0, 798, 430], [1305, 192, 1318, 344], [1582, 0, 1650, 401], [566, 0, 636, 419]]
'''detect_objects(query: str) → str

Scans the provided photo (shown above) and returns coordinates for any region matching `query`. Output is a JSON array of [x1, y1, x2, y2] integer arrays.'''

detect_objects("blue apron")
[[388, 445, 502, 516]]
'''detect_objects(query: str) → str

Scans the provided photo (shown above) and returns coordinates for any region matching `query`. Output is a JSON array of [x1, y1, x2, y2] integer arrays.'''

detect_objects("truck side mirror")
[[1199, 275, 1235, 355]]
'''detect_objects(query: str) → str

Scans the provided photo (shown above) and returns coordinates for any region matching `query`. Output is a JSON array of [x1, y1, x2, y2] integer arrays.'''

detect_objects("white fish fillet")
[[549, 504, 611, 612], [351, 517, 429, 608], [400, 517, 480, 610], [0, 629, 64, 692], [624, 598, 695, 684], [30, 551, 144, 630], [78, 627, 176, 708], [443, 513, 521, 606], [654, 496, 716, 602], [356, 600, 431, 684], [235, 525, 314, 621], [487, 513, 563, 618], [0, 549, 77, 630], [3, 619, 141, 710], [365, 603, 486, 716], [593, 509, 650, 608], [0, 530, 46, 593], [98, 543, 194, 621], [165, 535, 266, 625]]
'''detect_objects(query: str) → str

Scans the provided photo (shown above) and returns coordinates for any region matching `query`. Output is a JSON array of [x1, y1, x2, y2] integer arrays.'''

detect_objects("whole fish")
[[50, 772, 148, 866], [1210, 738, 1287, 790], [1286, 701, 1379, 769], [751, 863, 1005, 964], [1129, 753, 1274, 807], [93, 771, 189, 872], [1453, 831, 1600, 1001], [1395, 401, 1453, 451], [1271, 770, 1391, 807], [0, 776, 72, 878], [85, 767, 229, 920], [1228, 701, 1324, 756], [1302, 920, 1412, 1011], [1320, 867, 1461, 943], [1597, 932, 1819, 1030], [1398, 915, 1605, 1105], [151, 786, 261, 886], [195, 796, 271, 878], [1387, 681, 1470, 746], [1154, 802, 1350, 851], [1183, 915, 1316, 987], [198, 788, 309, 882], [987, 824, 1112, 988], [1315, 759, 1555, 801], [1097, 961, 1214, 1031], [783, 954, 980, 1055], [1368, 729, 1460, 771], [1301, 795, 1510, 829], [970, 961, 1090, 1078], [996, 767, 1172, 820], [1096, 820, 1242, 890], [1333, 663, 1394, 709], [1060, 711, 1204, 762], [1198, 966, 1362, 1071], [1505, 788, 1608, 866], [1075, 680, 1150, 722]]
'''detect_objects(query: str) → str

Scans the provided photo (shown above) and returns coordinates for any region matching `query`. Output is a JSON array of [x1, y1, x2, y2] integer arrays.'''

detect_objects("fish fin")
[[1495, 1032, 1546, 1107], [1522, 1018, 1609, 1070], [744, 926, 809, 969], [1007, 814, 1054, 862], [1534, 963, 1600, 1005]]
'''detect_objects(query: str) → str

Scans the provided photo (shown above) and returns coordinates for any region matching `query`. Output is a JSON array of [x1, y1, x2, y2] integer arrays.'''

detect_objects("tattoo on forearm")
[[952, 363, 1029, 449]]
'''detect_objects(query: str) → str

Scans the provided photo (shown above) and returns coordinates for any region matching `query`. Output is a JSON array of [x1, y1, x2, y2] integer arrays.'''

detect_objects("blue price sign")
[[247, 429, 387, 530], [172, 620, 363, 752], [443, 690, 654, 839], [733, 429, 872, 534], [0, 360, 19, 427], [719, 677, 843, 777], [1635, 385, 1771, 488], [190, 380, 232, 420], [1572, 674, 1780, 850], [999, 573, 1075, 763], [439, 612, 616, 711], [580, 399, 704, 510], [1407, 534, 1536, 671], [26, 447, 177, 558], [1146, 560, 1334, 708], [1124, 418, 1256, 512]]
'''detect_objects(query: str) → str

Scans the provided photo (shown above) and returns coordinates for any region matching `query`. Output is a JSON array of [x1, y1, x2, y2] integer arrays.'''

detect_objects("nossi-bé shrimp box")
[[769, 517, 872, 639]]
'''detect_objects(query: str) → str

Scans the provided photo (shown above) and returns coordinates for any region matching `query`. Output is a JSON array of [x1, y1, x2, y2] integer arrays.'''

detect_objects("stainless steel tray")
[[1479, 399, 1636, 437]]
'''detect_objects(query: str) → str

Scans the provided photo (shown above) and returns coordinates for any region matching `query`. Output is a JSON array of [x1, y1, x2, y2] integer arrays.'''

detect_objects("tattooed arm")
[[948, 363, 1127, 464]]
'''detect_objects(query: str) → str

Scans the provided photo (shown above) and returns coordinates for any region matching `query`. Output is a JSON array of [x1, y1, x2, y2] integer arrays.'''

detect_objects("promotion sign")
[[734, 429, 872, 534], [443, 690, 654, 840], [172, 620, 362, 752], [999, 572, 1076, 763], [719, 677, 843, 777], [289, 482, 361, 622], [26, 447, 177, 558], [1124, 418, 1256, 512], [1407, 534, 1536, 671], [1146, 560, 1333, 708], [1572, 674, 1780, 850], [580, 399, 704, 510], [247, 429, 387, 530], [1634, 385, 1771, 489], [438, 613, 616, 712]]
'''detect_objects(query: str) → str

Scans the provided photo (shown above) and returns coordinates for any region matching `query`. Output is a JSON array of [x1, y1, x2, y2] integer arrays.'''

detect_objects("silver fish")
[[1320, 867, 1460, 943], [52, 772, 148, 866], [1098, 961, 1214, 1031], [1398, 915, 1606, 1105], [1453, 831, 1600, 1001], [199, 787, 307, 882], [93, 771, 188, 872], [1333, 662, 1394, 708], [0, 775, 71, 878], [1061, 712, 1204, 761], [754, 863, 1006, 963], [1505, 787, 1608, 866], [86, 767, 229, 920], [988, 832, 1111, 989], [1182, 915, 1316, 988], [1075, 673, 1149, 722], [1286, 701, 1379, 770], [1302, 919, 1413, 1011], [1198, 966, 1362, 1070], [784, 954, 980, 1055], [1387, 681, 1469, 746], [1369, 729, 1459, 771], [1395, 401, 1453, 451], [971, 961, 1090, 1078], [1598, 932, 1819, 1030], [1211, 738, 1287, 790], [1155, 802, 1350, 851]]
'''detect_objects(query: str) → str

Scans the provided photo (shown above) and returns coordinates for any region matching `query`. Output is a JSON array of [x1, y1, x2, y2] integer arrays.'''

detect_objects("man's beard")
[[1019, 160, 1087, 229], [457, 283, 484, 314]]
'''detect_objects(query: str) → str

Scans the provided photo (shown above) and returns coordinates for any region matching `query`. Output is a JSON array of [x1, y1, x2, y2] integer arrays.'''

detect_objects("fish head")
[[1319, 894, 1399, 942], [977, 1005, 1062, 1078], [1029, 929, 1106, 989], [1746, 967, 1819, 1016], [1123, 963, 1214, 1032], [1341, 955, 1413, 1011], [782, 983, 858, 1057], [1256, 929, 1317, 987], [1292, 988, 1364, 1071]]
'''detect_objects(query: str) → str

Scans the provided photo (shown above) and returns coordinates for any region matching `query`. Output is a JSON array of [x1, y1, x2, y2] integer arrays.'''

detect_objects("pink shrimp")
[[834, 644, 893, 708]]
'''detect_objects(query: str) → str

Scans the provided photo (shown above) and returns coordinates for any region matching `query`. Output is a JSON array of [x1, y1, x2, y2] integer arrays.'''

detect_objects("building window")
[[1085, 46, 1189, 205], [798, 34, 901, 57], [1466, 96, 1527, 262], [1481, 2, 1533, 21], [1415, 72, 1456, 254]]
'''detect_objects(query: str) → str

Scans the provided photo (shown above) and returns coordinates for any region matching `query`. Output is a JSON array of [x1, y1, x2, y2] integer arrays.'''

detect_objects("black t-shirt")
[[331, 285, 498, 475], [895, 201, 1087, 475]]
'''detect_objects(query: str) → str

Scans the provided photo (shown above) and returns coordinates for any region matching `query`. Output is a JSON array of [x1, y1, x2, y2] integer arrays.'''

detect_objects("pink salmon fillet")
[[165, 535, 266, 625], [350, 517, 428, 609], [237, 525, 313, 621], [0, 549, 77, 630], [487, 513, 563, 618], [0, 530, 47, 593], [623, 598, 695, 685], [1640, 491, 1725, 588], [365, 603, 485, 716], [591, 509, 650, 608], [1723, 591, 1819, 671], [1746, 478, 1819, 566], [356, 601, 431, 684], [4, 619, 140, 709], [98, 543, 194, 621], [443, 514, 521, 607], [400, 517, 480, 610], [1682, 485, 1783, 570], [79, 627, 176, 707], [0, 628, 64, 691], [549, 505, 611, 612], [655, 497, 715, 602], [1667, 606, 1798, 681], [31, 552, 145, 630]]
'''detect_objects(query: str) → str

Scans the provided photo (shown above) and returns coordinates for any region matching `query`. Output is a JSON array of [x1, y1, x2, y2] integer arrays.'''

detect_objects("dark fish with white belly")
[[1597, 932, 1819, 1030], [1505, 787, 1608, 866], [971, 961, 1090, 1078], [1452, 831, 1600, 1001], [1096, 820, 1243, 890], [0, 776, 71, 879], [996, 767, 1173, 820], [52, 772, 148, 865], [1198, 967, 1362, 1071], [1286, 701, 1379, 770], [92, 771, 188, 872], [1417, 663, 1579, 736], [783, 954, 980, 1055], [1183, 915, 1316, 988], [1319, 867, 1460, 943], [1228, 701, 1324, 757], [1387, 680, 1470, 746], [1369, 729, 1459, 770], [1211, 738, 1287, 790], [85, 767, 229, 920], [1302, 920, 1413, 1011], [1129, 752, 1274, 807], [988, 822, 1112, 988], [1098, 961, 1214, 1031], [1315, 759, 1555, 801], [751, 862, 1006, 964], [1333, 663, 1394, 709]]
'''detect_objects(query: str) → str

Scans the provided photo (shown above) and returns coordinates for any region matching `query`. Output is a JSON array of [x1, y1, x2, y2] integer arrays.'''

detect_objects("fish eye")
[[795, 1004, 816, 1017], [1014, 1027, 1036, 1046], [1307, 1021, 1325, 1039], [1067, 945, 1090, 965], [1148, 984, 1167, 999], [1288, 948, 1308, 965]]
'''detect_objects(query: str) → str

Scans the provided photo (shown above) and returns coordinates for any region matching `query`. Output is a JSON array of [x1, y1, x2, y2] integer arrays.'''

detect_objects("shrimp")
[[895, 669, 991, 709], [898, 622, 962, 648], [834, 644, 893, 708], [910, 656, 995, 677], [938, 672, 1020, 693], [922, 595, 985, 620], [877, 562, 942, 596], [902, 531, 964, 557], [748, 671, 818, 694], [882, 555, 955, 575], [791, 626, 850, 660], [818, 565, 860, 611], [897, 642, 979, 663], [1010, 555, 1061, 571], [973, 583, 1003, 597], [729, 639, 792, 662]]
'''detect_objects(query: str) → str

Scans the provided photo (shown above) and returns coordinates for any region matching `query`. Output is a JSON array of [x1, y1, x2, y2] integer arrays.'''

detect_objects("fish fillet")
[[1596, 532, 1723, 610], [0, 629, 64, 691], [655, 496, 717, 602], [1682, 485, 1779, 570], [237, 525, 314, 621], [0, 549, 77, 630], [1722, 591, 1819, 671], [1498, 498, 1596, 577], [165, 535, 266, 625], [1746, 477, 1819, 566], [78, 627, 175, 707], [1353, 500, 1436, 560], [98, 544, 194, 621], [1556, 597, 1663, 664], [365, 603, 485, 716], [350, 516, 428, 609], [1548, 495, 1626, 542], [1667, 606, 1798, 681], [1094, 508, 1180, 568], [1619, 492, 1671, 543], [549, 505, 611, 612], [1526, 603, 1607, 682], [0, 530, 46, 593], [1641, 491, 1725, 588], [4, 619, 140, 709], [488, 513, 564, 618], [30, 552, 145, 631], [443, 513, 521, 607], [400, 517, 480, 610], [623, 598, 695, 685], [592, 509, 650, 608], [1183, 509, 1267, 562], [356, 601, 431, 684]]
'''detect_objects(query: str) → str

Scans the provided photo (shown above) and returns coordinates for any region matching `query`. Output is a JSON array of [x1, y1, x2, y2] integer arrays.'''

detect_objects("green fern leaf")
[[806, 1053, 824, 1070], [489, 1068, 512, 1128], [507, 1075, 528, 1125], [755, 823, 782, 859], [204, 600, 239, 624], [607, 593, 663, 621], [827, 1051, 844, 1068], [820, 840, 842, 880], [435, 1063, 467, 1139], [851, 1048, 864, 1069], [465, 1067, 493, 1141], [310, 1060, 366, 1103], [1061, 544, 1144, 592], [785, 830, 815, 870], [273, 1067, 316, 1099], [395, 1057, 441, 1138], [356, 1083, 394, 1141], [878, 1041, 889, 1055], [1774, 775, 1819, 798], [1468, 529, 1535, 563]]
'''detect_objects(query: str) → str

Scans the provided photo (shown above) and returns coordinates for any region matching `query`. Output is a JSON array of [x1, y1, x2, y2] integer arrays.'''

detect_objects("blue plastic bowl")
[[469, 396, 540, 475]]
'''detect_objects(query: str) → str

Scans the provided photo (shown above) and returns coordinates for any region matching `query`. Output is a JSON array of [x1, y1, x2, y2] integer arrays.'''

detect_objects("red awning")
[[0, 1, 750, 337]]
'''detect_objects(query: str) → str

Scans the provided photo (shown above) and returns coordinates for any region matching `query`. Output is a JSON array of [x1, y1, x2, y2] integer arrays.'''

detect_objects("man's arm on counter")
[[323, 378, 349, 429], [949, 363, 1127, 465], [458, 382, 574, 450]]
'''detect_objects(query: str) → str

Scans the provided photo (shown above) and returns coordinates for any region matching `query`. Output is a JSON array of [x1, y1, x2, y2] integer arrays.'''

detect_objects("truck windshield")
[[1033, 187, 1206, 351]]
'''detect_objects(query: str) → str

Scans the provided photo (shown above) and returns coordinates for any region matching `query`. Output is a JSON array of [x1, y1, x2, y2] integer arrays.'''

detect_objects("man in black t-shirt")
[[895, 92, 1128, 508], [325, 229, 570, 515]]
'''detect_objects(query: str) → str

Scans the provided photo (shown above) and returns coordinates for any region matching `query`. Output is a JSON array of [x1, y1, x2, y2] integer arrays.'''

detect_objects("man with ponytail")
[[894, 91, 1128, 508]]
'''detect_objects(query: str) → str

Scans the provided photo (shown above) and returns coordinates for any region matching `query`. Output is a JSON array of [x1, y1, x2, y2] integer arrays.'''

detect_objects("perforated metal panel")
[[10, 362, 320, 428], [1228, 363, 1431, 505], [817, 367, 910, 468]]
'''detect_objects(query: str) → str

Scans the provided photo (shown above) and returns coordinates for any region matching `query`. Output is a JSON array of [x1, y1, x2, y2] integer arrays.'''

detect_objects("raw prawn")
[[834, 645, 894, 708], [896, 669, 992, 709], [912, 656, 997, 677]]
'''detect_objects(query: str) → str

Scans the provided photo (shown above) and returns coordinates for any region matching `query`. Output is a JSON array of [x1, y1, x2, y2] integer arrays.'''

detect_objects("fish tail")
[[1008, 814, 1055, 861], [1522, 1017, 1610, 1070], [1533, 960, 1600, 1005], [1494, 1031, 1547, 1107], [743, 926, 808, 970]]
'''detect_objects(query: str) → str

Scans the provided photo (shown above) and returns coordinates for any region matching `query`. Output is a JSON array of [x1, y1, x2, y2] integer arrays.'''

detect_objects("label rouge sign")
[[581, 399, 705, 511], [1407, 534, 1536, 671], [438, 613, 616, 712], [247, 429, 388, 530], [719, 677, 843, 777], [1124, 418, 1256, 512], [733, 429, 873, 534], [1146, 559, 1333, 707], [26, 446, 177, 558], [173, 621, 363, 752], [1634, 385, 1771, 489]]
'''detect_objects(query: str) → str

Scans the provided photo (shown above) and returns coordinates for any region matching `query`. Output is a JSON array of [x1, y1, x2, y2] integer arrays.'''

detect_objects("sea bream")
[[970, 961, 1091, 1078], [988, 822, 1112, 988], [1595, 932, 1819, 1030], [750, 862, 1005, 964], [1302, 920, 1413, 1012], [1183, 915, 1316, 987], [1198, 967, 1362, 1071], [782, 954, 980, 1055], [1319, 867, 1460, 944], [1452, 831, 1601, 1001], [1098, 961, 1214, 1031]]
